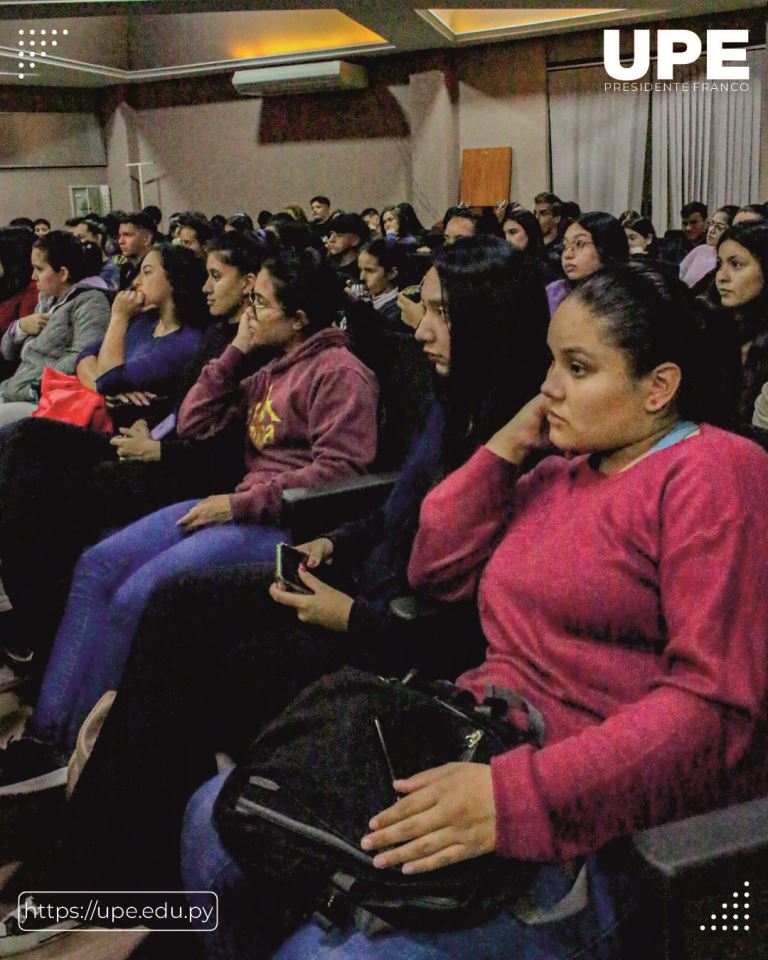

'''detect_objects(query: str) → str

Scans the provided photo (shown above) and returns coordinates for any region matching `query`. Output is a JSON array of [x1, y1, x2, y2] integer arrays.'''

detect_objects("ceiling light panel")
[[423, 8, 628, 40], [132, 10, 387, 71]]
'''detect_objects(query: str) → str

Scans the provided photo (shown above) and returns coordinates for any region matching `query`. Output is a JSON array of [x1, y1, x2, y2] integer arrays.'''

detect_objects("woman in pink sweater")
[[272, 264, 768, 959]]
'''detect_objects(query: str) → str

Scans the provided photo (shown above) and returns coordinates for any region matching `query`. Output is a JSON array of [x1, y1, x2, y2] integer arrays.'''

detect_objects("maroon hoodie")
[[178, 327, 378, 522]]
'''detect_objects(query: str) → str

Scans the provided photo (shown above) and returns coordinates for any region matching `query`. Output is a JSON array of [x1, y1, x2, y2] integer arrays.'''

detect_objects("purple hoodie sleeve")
[[228, 363, 379, 523], [177, 344, 251, 439]]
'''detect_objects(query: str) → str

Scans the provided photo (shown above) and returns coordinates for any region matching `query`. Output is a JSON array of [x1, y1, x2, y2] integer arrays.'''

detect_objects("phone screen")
[[275, 543, 312, 594]]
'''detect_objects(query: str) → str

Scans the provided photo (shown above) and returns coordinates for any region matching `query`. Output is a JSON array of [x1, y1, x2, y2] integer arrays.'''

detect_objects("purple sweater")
[[178, 327, 379, 522]]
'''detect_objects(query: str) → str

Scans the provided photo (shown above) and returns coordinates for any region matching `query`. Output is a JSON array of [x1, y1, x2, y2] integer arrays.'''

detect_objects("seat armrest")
[[389, 595, 448, 622], [631, 794, 768, 889], [281, 471, 398, 542]]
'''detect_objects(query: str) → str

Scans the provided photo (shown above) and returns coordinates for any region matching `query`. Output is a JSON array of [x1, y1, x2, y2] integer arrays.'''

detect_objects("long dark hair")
[[206, 231, 265, 276], [0, 227, 35, 300], [433, 235, 550, 467], [573, 212, 630, 269], [382, 202, 425, 240], [503, 209, 545, 260], [623, 216, 659, 259], [262, 247, 346, 337], [151, 242, 209, 328], [716, 221, 768, 343], [571, 262, 737, 427]]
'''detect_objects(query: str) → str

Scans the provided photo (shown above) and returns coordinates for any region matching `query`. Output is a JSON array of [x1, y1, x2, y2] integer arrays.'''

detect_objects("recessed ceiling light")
[[424, 8, 626, 39]]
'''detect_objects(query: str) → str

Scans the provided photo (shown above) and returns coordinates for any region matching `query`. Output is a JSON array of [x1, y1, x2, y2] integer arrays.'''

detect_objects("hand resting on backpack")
[[360, 762, 496, 874]]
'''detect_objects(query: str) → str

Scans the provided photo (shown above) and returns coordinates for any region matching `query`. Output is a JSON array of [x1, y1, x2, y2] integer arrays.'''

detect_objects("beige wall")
[[118, 41, 550, 224], [0, 166, 108, 227], [130, 97, 413, 222], [457, 40, 548, 209]]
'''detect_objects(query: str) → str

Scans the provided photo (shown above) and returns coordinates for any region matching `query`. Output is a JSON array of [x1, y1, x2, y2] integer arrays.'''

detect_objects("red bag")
[[30, 368, 113, 433]]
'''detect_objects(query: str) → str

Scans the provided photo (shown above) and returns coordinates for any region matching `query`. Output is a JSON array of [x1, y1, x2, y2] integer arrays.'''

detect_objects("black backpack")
[[213, 667, 544, 934]]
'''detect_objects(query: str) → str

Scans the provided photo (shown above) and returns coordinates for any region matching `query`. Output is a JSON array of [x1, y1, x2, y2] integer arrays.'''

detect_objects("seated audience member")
[[0, 233, 266, 684], [224, 213, 255, 235], [69, 217, 120, 288], [533, 191, 565, 277], [624, 216, 660, 260], [714, 221, 768, 422], [10, 248, 378, 752], [618, 208, 641, 224], [546, 211, 629, 316], [176, 212, 214, 258], [210, 213, 227, 236], [733, 203, 768, 225], [102, 211, 125, 258], [282, 204, 309, 224], [679, 205, 738, 288], [187, 263, 768, 960], [361, 207, 382, 237], [326, 212, 370, 283], [0, 227, 37, 337], [142, 205, 165, 242], [32, 218, 50, 238], [503, 208, 561, 283], [557, 199, 581, 232], [665, 201, 708, 265], [0, 231, 111, 426], [442, 206, 477, 244], [167, 212, 183, 242], [0, 239, 550, 939], [116, 211, 156, 290], [309, 195, 333, 240], [264, 216, 324, 256], [73, 243, 206, 426], [356, 239, 404, 328], [257, 210, 273, 230], [381, 203, 426, 249]]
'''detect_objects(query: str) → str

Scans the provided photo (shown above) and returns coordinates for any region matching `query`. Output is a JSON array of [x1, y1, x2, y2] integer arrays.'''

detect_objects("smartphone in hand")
[[275, 543, 313, 594]]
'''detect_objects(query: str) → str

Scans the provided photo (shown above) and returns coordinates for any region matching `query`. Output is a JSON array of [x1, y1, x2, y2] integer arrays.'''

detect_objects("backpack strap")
[[483, 686, 546, 748]]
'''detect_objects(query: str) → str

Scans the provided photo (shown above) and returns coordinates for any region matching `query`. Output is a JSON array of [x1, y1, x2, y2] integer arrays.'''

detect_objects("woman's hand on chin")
[[485, 394, 553, 466], [112, 289, 145, 324]]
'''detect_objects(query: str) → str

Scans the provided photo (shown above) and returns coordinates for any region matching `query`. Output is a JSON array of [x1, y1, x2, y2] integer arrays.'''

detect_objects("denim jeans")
[[182, 773, 640, 960], [29, 500, 287, 750]]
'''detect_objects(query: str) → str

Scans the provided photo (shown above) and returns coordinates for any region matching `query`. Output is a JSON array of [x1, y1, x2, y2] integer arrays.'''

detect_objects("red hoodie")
[[178, 327, 379, 522]]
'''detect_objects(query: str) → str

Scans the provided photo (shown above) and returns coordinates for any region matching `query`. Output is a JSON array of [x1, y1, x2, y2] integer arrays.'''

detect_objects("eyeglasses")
[[248, 290, 281, 313], [562, 237, 594, 253], [707, 219, 728, 234]]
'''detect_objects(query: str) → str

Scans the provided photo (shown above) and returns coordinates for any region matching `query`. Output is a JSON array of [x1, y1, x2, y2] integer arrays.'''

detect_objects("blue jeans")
[[182, 773, 640, 960], [29, 500, 287, 750]]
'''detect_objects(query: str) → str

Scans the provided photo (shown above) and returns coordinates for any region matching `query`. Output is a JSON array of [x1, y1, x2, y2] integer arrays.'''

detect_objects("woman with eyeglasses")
[[680, 205, 739, 290], [545, 211, 629, 316], [0, 248, 378, 767]]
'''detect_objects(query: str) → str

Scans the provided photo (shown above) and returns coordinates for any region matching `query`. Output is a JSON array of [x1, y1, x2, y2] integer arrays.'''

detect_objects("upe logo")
[[604, 30, 749, 81]]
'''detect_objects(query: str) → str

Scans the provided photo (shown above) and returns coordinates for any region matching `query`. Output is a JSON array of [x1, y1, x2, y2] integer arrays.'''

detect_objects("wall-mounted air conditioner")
[[232, 60, 368, 97]]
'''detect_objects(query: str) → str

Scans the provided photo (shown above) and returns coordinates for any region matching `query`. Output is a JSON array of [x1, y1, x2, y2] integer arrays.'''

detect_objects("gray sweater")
[[0, 281, 111, 403]]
